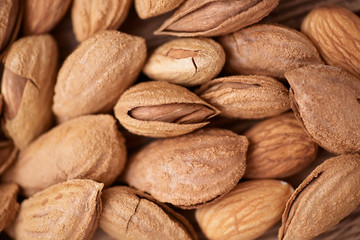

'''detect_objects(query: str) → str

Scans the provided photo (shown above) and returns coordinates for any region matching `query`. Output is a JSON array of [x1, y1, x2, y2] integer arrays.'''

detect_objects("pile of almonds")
[[0, 0, 359, 240]]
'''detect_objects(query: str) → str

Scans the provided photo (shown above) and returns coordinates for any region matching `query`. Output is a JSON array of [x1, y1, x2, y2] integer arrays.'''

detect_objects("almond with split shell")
[[196, 180, 293, 240], [72, 0, 133, 42], [279, 154, 360, 240], [219, 24, 322, 78], [124, 128, 248, 209], [23, 0, 72, 35], [155, 0, 279, 37], [285, 64, 360, 154], [1, 34, 58, 150], [6, 179, 103, 240], [197, 75, 290, 119], [244, 113, 318, 179], [53, 30, 146, 123], [301, 5, 360, 78], [143, 38, 225, 86], [114, 81, 219, 138], [135, 0, 185, 19], [2, 114, 126, 196], [100, 186, 197, 240], [0, 183, 19, 232]]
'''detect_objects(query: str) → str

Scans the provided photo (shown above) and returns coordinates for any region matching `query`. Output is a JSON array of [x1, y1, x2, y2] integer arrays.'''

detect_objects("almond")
[[0, 183, 19, 232], [135, 0, 185, 19]]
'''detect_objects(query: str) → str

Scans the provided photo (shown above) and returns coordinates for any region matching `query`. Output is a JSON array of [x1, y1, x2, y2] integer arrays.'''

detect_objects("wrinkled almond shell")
[[0, 183, 19, 232]]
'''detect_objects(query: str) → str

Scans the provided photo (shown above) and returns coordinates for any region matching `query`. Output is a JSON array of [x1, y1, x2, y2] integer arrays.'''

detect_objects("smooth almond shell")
[[100, 186, 197, 240], [143, 38, 225, 86], [23, 0, 72, 35], [197, 75, 290, 119], [2, 114, 126, 196], [0, 183, 19, 231], [155, 0, 279, 37], [279, 154, 360, 240], [53, 30, 147, 123], [285, 64, 360, 154], [72, 0, 133, 42], [244, 112, 318, 178], [301, 5, 360, 78], [219, 24, 323, 78], [6, 179, 103, 240], [124, 128, 248, 209], [196, 180, 293, 240], [0, 140, 18, 175], [114, 81, 219, 138], [1, 34, 58, 150], [135, 0, 185, 19]]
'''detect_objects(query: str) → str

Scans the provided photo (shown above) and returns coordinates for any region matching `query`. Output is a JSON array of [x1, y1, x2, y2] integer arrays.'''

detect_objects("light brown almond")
[[1, 34, 58, 150], [100, 186, 197, 240], [301, 5, 360, 78], [155, 0, 279, 37], [72, 0, 133, 42], [219, 23, 323, 78], [197, 75, 290, 119], [23, 0, 72, 35], [124, 128, 248, 209], [0, 183, 19, 232], [196, 180, 293, 240], [6, 179, 103, 240], [2, 114, 126, 196], [279, 154, 360, 240], [135, 0, 185, 19], [114, 81, 219, 138], [0, 140, 17, 175], [244, 113, 318, 178], [143, 38, 225, 86], [0, 0, 22, 54], [53, 30, 147, 123]]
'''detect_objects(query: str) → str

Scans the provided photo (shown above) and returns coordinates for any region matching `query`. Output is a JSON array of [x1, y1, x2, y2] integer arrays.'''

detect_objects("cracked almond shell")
[[72, 0, 133, 42], [114, 81, 219, 138], [197, 75, 290, 119], [124, 128, 248, 209], [1, 34, 58, 150], [301, 5, 360, 78], [0, 183, 19, 232], [100, 186, 197, 240], [279, 154, 360, 240], [196, 180, 293, 240], [53, 30, 147, 123], [143, 38, 225, 86], [244, 112, 318, 178], [219, 24, 323, 78], [2, 114, 126, 197], [6, 179, 103, 240], [285, 64, 360, 154], [155, 0, 279, 37]]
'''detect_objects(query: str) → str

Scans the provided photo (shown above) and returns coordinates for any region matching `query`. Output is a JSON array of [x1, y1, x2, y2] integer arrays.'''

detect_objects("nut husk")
[[279, 154, 360, 240], [196, 180, 293, 240], [124, 128, 248, 209], [22, 0, 72, 35], [100, 186, 197, 240], [72, 0, 133, 42], [143, 38, 225, 86], [1, 34, 58, 150], [301, 5, 360, 78], [53, 30, 147, 123], [114, 81, 219, 138], [285, 64, 360, 154], [155, 0, 279, 37], [135, 0, 185, 19], [219, 23, 323, 78], [197, 75, 290, 119], [2, 114, 126, 197], [0, 183, 19, 232], [244, 112, 318, 179], [6, 179, 103, 240]]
